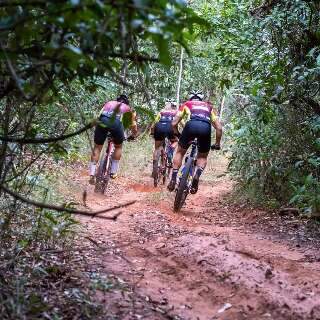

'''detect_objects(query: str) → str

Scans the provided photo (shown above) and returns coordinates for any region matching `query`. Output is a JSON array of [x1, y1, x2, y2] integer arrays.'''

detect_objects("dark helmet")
[[116, 94, 129, 105], [189, 91, 204, 101]]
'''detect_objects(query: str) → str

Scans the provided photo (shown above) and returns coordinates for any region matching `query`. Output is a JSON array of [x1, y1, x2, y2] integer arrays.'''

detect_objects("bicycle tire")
[[163, 159, 172, 185], [94, 153, 112, 194], [162, 166, 167, 185], [154, 150, 165, 187], [153, 168, 159, 187], [174, 157, 193, 212], [153, 156, 161, 187], [161, 154, 168, 185]]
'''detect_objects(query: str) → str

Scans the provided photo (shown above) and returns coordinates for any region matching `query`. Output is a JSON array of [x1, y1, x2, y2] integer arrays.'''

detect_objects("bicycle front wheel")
[[174, 157, 193, 212]]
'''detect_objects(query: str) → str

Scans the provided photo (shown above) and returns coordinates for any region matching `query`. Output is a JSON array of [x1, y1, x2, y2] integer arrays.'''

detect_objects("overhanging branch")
[[0, 121, 96, 144], [0, 184, 135, 220]]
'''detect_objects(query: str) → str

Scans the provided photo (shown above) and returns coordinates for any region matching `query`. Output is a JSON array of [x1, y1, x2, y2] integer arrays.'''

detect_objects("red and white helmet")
[[189, 91, 204, 101]]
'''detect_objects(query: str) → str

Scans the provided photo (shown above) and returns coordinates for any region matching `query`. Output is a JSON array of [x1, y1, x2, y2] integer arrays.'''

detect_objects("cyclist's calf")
[[173, 145, 187, 169], [113, 143, 122, 161], [196, 152, 209, 170], [91, 144, 103, 163]]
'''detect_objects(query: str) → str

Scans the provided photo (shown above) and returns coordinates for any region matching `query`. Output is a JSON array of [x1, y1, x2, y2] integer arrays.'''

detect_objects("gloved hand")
[[126, 135, 136, 141]]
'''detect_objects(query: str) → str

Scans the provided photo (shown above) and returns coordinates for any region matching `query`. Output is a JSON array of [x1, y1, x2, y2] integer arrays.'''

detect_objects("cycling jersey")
[[178, 100, 217, 123], [100, 100, 137, 128], [94, 100, 136, 146], [155, 110, 177, 123], [154, 109, 177, 142], [177, 100, 217, 153]]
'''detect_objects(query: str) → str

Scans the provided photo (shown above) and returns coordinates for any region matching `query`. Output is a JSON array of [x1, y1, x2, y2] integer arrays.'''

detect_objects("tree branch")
[[0, 121, 96, 144], [0, 184, 135, 220], [0, 1, 47, 7]]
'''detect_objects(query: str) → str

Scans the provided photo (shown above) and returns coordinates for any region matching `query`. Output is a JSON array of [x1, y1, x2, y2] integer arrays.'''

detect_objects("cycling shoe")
[[190, 178, 199, 194], [167, 179, 176, 192]]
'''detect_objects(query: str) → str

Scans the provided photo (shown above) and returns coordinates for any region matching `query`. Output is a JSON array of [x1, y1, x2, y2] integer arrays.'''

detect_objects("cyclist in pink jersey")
[[89, 94, 137, 184], [151, 101, 179, 178], [167, 91, 222, 194]]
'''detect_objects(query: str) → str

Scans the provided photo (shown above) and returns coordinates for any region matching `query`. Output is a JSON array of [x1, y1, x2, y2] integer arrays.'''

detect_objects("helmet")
[[189, 91, 204, 101], [165, 99, 176, 108], [170, 103, 177, 109], [116, 94, 129, 105]]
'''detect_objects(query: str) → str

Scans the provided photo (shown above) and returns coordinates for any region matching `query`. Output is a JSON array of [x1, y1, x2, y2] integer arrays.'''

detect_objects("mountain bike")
[[153, 138, 174, 187], [95, 134, 135, 194], [94, 133, 114, 194], [173, 140, 219, 212]]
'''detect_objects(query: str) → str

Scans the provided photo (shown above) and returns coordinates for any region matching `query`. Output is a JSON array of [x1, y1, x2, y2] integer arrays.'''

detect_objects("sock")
[[111, 159, 120, 174], [194, 166, 204, 179], [89, 162, 96, 176], [171, 169, 179, 181]]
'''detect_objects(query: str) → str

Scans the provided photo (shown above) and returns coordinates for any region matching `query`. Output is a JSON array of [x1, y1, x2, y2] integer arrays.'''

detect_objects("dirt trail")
[[76, 172, 320, 320]]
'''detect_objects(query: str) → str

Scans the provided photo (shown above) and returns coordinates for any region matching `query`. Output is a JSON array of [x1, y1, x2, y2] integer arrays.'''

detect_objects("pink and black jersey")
[[101, 100, 132, 118]]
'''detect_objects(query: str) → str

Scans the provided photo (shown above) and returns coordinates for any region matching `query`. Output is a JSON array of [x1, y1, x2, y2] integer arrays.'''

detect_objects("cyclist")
[[167, 91, 223, 194], [89, 94, 137, 184], [151, 100, 178, 178]]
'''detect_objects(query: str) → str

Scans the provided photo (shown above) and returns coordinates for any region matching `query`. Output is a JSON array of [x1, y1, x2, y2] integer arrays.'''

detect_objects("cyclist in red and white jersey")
[[89, 94, 137, 184], [167, 91, 222, 194]]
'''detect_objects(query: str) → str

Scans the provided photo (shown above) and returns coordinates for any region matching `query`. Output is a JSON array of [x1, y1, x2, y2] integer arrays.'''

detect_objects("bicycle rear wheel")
[[163, 158, 172, 185], [153, 158, 160, 187], [154, 150, 165, 187], [162, 166, 167, 185], [174, 157, 193, 212], [95, 153, 112, 194], [153, 157, 161, 188]]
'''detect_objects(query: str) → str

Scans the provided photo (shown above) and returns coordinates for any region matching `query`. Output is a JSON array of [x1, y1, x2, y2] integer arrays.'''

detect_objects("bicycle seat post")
[[190, 138, 198, 158]]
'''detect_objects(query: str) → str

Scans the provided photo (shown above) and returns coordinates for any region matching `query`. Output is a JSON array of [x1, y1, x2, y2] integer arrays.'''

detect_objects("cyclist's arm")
[[98, 106, 105, 117], [150, 113, 161, 134], [172, 113, 182, 127], [172, 105, 189, 127], [211, 110, 222, 146]]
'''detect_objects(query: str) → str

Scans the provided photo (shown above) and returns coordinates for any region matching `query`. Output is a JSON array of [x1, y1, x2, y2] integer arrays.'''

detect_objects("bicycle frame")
[[180, 139, 198, 185], [174, 139, 198, 212], [154, 137, 174, 187], [104, 137, 114, 172]]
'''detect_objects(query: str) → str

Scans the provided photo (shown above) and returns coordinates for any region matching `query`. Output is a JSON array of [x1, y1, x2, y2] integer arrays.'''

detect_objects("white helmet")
[[189, 91, 204, 101]]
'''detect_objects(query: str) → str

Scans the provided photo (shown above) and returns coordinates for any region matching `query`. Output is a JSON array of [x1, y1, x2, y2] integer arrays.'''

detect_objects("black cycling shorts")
[[179, 120, 211, 153], [94, 115, 125, 146], [154, 121, 175, 141]]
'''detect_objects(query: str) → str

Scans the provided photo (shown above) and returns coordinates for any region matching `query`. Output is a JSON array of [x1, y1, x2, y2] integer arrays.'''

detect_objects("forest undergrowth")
[[1, 0, 320, 318], [0, 157, 107, 319]]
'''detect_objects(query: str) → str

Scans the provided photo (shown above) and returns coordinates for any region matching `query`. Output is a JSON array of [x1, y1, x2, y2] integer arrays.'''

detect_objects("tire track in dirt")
[[77, 173, 320, 320]]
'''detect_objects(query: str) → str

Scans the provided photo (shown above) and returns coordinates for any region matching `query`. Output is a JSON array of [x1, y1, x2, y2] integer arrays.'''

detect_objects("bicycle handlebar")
[[211, 144, 221, 151], [126, 135, 136, 141]]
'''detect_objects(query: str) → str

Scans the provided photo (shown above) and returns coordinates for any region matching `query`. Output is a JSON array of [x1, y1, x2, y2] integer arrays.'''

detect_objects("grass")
[[119, 135, 229, 182], [223, 182, 282, 211], [118, 135, 154, 180]]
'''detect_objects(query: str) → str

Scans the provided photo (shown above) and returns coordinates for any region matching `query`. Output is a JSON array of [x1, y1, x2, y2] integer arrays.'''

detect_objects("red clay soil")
[[75, 173, 320, 320]]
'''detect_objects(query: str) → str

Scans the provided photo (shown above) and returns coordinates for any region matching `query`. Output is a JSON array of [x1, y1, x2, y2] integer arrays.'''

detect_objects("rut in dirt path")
[[76, 173, 320, 320]]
